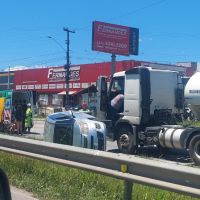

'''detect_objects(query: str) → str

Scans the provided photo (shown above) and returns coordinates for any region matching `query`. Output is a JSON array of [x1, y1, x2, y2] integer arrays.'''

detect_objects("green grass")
[[0, 152, 198, 200], [178, 120, 200, 128]]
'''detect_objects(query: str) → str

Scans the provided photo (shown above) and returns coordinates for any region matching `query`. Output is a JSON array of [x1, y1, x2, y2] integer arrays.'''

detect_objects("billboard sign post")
[[92, 21, 139, 75]]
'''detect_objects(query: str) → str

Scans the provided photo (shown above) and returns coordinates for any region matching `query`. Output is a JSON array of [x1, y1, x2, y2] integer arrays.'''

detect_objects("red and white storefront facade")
[[14, 60, 192, 108], [14, 60, 140, 107]]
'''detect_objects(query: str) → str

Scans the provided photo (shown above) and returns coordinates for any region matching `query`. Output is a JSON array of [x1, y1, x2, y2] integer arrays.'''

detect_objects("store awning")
[[57, 85, 97, 96], [57, 91, 77, 95], [71, 85, 97, 96]]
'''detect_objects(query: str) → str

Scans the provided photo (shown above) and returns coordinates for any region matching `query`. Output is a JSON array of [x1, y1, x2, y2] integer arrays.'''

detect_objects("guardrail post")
[[124, 180, 133, 200], [121, 164, 133, 200]]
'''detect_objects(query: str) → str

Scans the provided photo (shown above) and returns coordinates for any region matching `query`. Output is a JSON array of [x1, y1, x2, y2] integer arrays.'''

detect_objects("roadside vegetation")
[[0, 151, 198, 200], [179, 120, 200, 128]]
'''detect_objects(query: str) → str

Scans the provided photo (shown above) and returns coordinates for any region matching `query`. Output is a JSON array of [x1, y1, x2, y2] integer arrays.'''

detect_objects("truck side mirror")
[[100, 77, 107, 111], [175, 88, 184, 109], [96, 76, 107, 112], [0, 168, 12, 200]]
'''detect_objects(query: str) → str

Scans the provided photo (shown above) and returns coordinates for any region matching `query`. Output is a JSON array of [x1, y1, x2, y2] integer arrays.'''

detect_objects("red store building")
[[14, 60, 139, 108], [14, 59, 190, 111]]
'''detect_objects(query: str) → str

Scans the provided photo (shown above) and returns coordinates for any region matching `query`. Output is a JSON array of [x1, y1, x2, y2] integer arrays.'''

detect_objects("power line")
[[23, 56, 66, 67], [0, 52, 64, 65], [108, 0, 168, 21], [0, 26, 62, 32], [47, 36, 66, 52], [141, 32, 200, 39], [75, 0, 168, 32]]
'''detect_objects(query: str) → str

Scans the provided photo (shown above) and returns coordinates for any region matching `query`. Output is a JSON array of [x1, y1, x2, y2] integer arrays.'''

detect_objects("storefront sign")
[[28, 85, 34, 89], [48, 67, 80, 82], [42, 84, 48, 89], [73, 83, 80, 88], [49, 84, 56, 89], [56, 84, 64, 89], [35, 84, 41, 89], [16, 85, 22, 90], [22, 85, 27, 90]]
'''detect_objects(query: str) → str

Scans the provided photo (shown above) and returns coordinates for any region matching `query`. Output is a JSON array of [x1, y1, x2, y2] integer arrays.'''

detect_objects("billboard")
[[92, 21, 139, 56]]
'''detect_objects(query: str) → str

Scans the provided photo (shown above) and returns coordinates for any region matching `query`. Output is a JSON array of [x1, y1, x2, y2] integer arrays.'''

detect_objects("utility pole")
[[111, 53, 116, 77], [7, 66, 10, 90], [63, 27, 75, 110]]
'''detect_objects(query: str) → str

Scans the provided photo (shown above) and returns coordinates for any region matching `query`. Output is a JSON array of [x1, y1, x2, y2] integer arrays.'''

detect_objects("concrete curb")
[[11, 186, 39, 200]]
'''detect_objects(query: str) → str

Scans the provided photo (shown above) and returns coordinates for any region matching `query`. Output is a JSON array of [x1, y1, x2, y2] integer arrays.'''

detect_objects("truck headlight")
[[77, 121, 89, 135], [95, 123, 101, 129]]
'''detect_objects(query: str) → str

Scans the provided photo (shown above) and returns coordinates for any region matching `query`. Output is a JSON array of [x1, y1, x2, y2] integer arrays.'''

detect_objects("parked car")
[[44, 111, 106, 151]]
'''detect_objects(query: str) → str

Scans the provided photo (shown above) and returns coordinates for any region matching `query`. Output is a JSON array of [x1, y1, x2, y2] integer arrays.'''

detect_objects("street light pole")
[[63, 27, 75, 110], [7, 66, 10, 90], [47, 36, 66, 52]]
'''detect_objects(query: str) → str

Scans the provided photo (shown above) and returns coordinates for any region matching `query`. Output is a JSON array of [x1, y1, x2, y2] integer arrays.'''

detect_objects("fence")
[[0, 134, 200, 200]]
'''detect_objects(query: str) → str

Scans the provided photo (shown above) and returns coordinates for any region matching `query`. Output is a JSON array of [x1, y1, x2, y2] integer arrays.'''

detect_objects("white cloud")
[[4, 66, 28, 71], [3, 64, 60, 71]]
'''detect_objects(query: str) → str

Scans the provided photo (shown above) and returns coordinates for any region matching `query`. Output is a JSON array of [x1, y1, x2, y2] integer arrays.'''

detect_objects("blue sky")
[[0, 0, 200, 70]]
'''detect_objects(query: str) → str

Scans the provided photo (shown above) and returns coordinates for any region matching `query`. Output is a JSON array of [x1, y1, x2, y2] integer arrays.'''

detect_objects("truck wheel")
[[189, 135, 200, 165], [117, 127, 136, 154]]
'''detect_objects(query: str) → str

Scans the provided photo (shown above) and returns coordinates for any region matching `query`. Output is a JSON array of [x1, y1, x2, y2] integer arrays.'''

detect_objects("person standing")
[[22, 100, 27, 134], [79, 100, 91, 114], [14, 100, 23, 135], [25, 103, 33, 133], [82, 100, 87, 110]]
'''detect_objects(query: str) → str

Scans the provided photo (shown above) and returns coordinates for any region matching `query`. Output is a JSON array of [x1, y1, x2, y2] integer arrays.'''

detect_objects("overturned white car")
[[44, 111, 106, 151]]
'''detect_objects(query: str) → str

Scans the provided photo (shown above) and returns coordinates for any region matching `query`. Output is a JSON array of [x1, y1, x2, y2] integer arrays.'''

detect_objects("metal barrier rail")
[[0, 134, 200, 200]]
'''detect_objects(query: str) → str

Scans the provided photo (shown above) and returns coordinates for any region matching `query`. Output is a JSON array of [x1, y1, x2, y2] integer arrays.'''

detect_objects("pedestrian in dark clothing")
[[22, 100, 27, 133], [14, 100, 23, 135]]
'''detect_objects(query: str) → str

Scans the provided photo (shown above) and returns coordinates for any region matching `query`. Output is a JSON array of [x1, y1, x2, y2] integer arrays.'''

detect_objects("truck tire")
[[117, 127, 136, 154], [189, 135, 200, 165]]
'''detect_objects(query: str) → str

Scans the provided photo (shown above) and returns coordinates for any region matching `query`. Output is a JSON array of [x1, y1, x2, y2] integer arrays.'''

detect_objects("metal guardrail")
[[0, 135, 200, 200]]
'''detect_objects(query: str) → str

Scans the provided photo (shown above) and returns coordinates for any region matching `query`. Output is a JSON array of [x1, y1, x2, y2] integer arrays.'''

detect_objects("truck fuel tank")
[[159, 125, 188, 149], [184, 72, 200, 120]]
